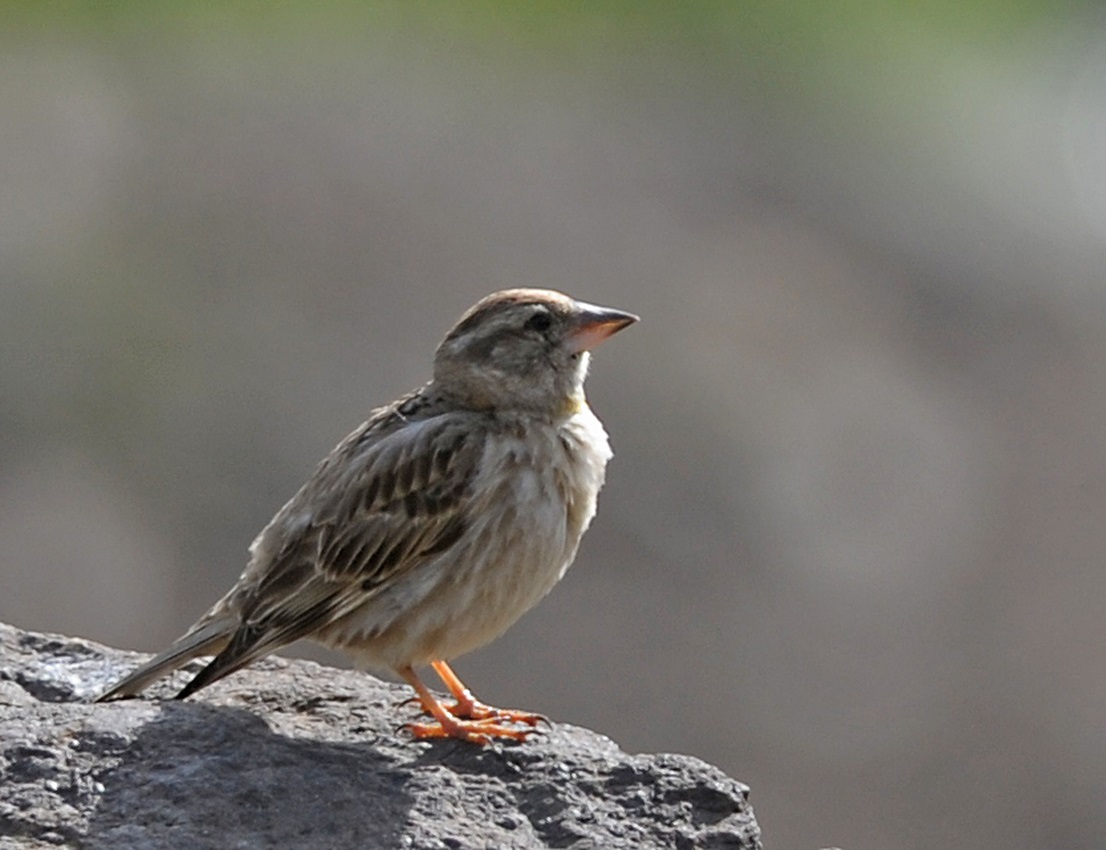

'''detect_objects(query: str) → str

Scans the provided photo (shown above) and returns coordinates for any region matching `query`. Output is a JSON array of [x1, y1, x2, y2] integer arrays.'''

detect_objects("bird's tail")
[[94, 619, 234, 702]]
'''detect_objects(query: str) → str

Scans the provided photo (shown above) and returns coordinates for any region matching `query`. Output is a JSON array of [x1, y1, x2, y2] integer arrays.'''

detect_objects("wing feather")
[[220, 407, 483, 645], [136, 398, 489, 700]]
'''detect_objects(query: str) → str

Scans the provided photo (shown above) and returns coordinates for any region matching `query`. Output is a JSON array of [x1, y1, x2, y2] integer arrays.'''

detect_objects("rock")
[[0, 623, 762, 849]]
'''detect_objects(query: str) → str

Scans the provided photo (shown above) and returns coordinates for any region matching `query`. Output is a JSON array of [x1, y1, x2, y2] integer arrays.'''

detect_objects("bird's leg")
[[431, 660, 547, 728], [397, 666, 533, 744]]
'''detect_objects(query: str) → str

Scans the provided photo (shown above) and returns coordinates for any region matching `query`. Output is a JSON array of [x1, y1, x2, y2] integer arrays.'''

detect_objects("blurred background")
[[4, 3, 1106, 848]]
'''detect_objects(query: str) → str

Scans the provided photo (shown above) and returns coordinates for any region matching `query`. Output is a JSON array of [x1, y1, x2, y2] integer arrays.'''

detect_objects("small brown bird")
[[96, 288, 637, 743]]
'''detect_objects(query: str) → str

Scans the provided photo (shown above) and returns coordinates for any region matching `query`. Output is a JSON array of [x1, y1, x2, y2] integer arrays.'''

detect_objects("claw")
[[395, 663, 546, 742], [446, 701, 548, 728], [397, 663, 546, 745], [404, 717, 534, 745]]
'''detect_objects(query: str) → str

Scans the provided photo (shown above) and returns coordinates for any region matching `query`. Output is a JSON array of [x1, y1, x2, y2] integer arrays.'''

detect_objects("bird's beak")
[[566, 301, 639, 353]]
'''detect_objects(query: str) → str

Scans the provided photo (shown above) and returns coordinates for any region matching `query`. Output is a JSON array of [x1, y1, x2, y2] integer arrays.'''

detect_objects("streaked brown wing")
[[174, 408, 487, 696], [231, 409, 483, 640]]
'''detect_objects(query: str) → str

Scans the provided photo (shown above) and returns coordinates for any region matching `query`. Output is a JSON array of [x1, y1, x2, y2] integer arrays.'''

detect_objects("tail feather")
[[95, 619, 234, 702], [173, 639, 264, 700]]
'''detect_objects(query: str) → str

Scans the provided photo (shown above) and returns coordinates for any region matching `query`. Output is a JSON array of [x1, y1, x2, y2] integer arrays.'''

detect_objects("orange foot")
[[405, 714, 534, 745], [442, 697, 548, 728], [397, 661, 548, 745], [431, 659, 548, 728]]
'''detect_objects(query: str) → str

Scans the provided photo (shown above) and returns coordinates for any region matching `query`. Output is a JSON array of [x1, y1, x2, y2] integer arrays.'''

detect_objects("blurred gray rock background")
[[3, 5, 1106, 850]]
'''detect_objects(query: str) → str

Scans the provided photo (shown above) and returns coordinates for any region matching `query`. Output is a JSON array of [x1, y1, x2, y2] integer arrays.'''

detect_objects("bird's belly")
[[329, 419, 609, 669], [376, 472, 574, 664]]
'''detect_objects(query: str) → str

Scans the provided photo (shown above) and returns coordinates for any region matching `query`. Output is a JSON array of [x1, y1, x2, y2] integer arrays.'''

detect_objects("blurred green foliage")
[[6, 1, 1086, 58], [5, 0, 1090, 140]]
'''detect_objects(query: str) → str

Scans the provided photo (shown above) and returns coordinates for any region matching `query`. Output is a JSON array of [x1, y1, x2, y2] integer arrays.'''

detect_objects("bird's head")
[[432, 288, 638, 416]]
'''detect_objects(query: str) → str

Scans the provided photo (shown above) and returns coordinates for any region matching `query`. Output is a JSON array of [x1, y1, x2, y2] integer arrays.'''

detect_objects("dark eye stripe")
[[525, 312, 552, 332]]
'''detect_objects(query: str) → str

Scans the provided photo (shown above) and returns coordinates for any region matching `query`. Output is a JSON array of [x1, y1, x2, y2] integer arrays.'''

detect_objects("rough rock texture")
[[0, 623, 762, 849]]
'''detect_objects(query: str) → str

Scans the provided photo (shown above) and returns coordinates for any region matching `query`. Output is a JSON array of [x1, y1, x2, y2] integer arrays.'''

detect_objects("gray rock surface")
[[0, 623, 762, 849]]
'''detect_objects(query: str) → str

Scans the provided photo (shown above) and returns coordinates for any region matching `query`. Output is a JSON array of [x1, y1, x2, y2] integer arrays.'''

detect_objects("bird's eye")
[[524, 312, 552, 333]]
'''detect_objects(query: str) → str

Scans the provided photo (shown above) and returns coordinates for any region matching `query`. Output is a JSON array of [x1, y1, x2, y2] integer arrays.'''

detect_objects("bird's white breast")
[[335, 405, 613, 667]]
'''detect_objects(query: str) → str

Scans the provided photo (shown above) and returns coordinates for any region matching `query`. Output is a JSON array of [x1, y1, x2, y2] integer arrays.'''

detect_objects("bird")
[[96, 288, 637, 744]]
